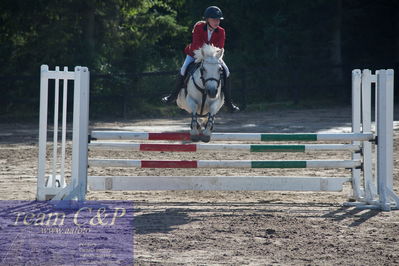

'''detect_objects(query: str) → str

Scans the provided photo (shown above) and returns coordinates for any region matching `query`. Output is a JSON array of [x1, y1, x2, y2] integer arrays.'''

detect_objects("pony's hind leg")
[[201, 98, 222, 142]]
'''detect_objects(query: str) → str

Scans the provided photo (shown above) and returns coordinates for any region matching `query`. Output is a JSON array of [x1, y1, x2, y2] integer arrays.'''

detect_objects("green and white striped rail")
[[90, 131, 374, 142], [88, 159, 361, 169], [89, 142, 361, 152]]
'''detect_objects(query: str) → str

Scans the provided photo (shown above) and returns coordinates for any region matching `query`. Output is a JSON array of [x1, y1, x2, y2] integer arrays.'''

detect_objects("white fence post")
[[351, 69, 363, 201], [69, 66, 90, 200], [377, 69, 399, 210], [36, 65, 89, 201], [361, 69, 377, 203], [37, 65, 50, 200]]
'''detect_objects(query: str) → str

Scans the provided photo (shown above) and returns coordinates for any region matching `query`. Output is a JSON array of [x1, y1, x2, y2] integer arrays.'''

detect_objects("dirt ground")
[[1, 106, 399, 265]]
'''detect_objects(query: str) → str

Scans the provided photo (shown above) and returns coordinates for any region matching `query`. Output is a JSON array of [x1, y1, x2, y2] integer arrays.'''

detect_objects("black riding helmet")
[[203, 6, 224, 20]]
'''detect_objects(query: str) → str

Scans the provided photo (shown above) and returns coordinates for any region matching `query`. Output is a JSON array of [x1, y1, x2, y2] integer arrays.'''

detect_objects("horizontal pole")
[[88, 176, 351, 192], [41, 70, 75, 80], [90, 131, 374, 142], [89, 142, 361, 152], [88, 159, 361, 169]]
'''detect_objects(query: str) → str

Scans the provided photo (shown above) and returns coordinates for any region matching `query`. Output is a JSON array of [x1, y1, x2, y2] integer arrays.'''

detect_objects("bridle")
[[192, 59, 222, 93], [200, 64, 222, 89], [191, 59, 223, 116]]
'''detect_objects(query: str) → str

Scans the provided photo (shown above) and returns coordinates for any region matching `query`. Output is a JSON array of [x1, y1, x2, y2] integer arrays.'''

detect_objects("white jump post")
[[376, 69, 398, 210], [37, 65, 89, 201], [36, 66, 398, 210], [351, 69, 363, 201], [349, 69, 398, 210], [361, 69, 377, 202]]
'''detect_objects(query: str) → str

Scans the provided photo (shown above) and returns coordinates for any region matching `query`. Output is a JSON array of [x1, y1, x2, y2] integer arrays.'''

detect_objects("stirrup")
[[161, 94, 177, 104], [226, 102, 240, 113]]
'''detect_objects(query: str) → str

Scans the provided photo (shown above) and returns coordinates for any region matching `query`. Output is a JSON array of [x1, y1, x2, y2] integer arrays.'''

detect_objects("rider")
[[161, 6, 239, 112]]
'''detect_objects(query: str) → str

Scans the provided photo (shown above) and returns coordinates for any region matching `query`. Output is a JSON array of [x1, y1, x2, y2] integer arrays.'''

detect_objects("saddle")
[[183, 62, 201, 89]]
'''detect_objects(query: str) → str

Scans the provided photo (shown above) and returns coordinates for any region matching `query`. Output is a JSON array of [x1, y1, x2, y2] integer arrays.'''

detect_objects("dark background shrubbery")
[[1, 0, 398, 120]]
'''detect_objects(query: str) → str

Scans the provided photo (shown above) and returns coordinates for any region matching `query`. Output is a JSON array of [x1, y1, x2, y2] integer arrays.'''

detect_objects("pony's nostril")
[[208, 89, 217, 98]]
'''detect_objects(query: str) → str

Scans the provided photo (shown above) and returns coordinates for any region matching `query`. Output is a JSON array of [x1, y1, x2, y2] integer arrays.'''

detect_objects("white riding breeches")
[[180, 55, 230, 77], [180, 55, 195, 76]]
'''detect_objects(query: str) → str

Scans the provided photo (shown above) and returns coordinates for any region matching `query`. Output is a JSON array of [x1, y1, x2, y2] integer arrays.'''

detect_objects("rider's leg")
[[161, 74, 184, 104], [161, 55, 195, 104], [220, 59, 230, 77], [220, 61, 239, 112], [180, 55, 196, 76]]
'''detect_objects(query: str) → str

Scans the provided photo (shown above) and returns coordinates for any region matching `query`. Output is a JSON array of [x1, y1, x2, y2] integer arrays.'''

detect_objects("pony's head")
[[193, 44, 224, 98]]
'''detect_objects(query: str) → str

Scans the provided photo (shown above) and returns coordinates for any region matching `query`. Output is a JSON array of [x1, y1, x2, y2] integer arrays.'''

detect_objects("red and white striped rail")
[[89, 142, 361, 152]]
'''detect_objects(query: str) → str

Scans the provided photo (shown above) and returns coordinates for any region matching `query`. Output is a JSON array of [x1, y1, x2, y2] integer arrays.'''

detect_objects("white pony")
[[176, 44, 225, 142]]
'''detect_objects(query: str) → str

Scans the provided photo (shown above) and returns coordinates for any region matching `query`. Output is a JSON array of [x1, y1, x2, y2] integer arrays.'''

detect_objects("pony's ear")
[[216, 48, 224, 59]]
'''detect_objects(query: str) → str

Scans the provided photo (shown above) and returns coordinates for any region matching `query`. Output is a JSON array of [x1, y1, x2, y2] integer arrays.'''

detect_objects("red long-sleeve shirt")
[[184, 21, 225, 57]]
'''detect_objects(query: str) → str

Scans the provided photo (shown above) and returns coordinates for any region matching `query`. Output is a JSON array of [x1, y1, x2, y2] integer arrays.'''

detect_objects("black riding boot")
[[161, 74, 184, 104], [222, 77, 240, 112]]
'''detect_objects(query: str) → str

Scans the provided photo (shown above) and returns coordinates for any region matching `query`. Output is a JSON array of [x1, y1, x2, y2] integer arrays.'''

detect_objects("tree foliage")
[[0, 0, 398, 119]]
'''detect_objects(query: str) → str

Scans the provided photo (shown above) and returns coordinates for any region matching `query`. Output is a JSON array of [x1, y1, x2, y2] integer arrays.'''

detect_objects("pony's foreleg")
[[186, 97, 201, 142], [205, 113, 215, 131], [190, 113, 202, 142], [201, 103, 218, 142], [200, 113, 215, 143]]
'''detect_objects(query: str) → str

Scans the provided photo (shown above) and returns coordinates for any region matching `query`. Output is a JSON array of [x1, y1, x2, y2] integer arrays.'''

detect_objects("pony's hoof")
[[190, 135, 201, 142], [200, 135, 211, 143]]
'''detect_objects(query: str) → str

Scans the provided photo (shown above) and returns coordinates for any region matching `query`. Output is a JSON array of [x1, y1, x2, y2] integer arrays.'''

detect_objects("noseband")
[[192, 60, 222, 93]]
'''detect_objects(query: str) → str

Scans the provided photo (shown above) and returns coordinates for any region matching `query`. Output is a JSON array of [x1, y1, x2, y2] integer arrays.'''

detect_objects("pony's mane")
[[194, 44, 223, 63]]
